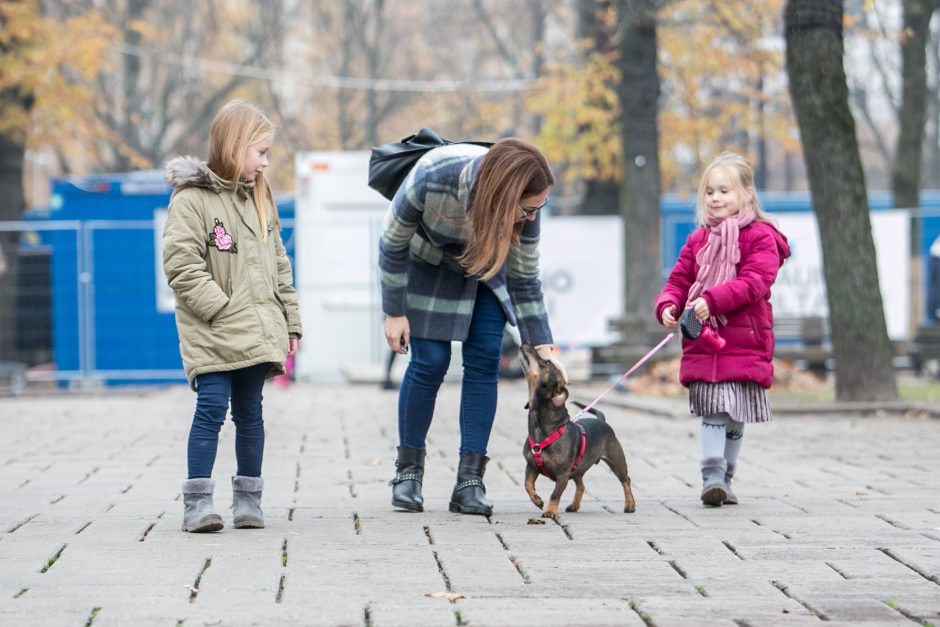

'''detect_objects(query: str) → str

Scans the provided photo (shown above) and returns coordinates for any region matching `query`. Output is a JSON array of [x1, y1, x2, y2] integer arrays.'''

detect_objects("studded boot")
[[390, 447, 426, 512], [449, 452, 493, 516]]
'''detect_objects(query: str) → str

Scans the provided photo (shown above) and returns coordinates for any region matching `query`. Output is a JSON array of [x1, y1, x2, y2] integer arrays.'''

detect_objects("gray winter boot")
[[724, 464, 738, 505], [232, 475, 265, 529], [181, 478, 224, 533], [700, 457, 728, 507]]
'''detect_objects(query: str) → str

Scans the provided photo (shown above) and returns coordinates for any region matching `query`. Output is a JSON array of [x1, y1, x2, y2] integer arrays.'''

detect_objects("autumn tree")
[[26, 0, 286, 178], [0, 0, 111, 362], [785, 0, 898, 401]]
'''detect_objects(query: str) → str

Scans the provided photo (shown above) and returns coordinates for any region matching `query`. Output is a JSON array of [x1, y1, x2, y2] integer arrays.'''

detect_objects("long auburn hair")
[[457, 138, 554, 280], [695, 151, 774, 226], [206, 100, 278, 240]]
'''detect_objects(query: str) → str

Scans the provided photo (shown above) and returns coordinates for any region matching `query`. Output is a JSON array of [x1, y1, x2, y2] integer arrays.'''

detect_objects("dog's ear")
[[551, 388, 568, 408]]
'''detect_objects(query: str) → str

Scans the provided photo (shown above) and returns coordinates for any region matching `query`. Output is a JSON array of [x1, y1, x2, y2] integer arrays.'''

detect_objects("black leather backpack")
[[367, 128, 493, 201]]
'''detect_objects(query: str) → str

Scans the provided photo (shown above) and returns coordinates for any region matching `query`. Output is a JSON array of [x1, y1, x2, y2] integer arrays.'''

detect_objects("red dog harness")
[[528, 421, 587, 481]]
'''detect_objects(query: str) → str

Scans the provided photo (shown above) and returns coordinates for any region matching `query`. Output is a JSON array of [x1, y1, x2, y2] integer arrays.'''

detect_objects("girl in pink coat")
[[655, 152, 790, 507]]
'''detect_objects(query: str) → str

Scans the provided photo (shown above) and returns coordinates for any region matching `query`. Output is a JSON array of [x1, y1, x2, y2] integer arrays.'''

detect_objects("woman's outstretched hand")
[[535, 344, 568, 383], [384, 316, 411, 354]]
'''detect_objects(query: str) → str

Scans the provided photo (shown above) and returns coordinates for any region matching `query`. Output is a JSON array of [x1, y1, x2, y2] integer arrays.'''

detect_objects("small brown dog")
[[519, 344, 636, 520]]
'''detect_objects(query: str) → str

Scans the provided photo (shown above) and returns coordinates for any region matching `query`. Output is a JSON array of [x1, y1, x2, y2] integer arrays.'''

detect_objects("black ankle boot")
[[390, 446, 426, 512], [449, 452, 493, 515]]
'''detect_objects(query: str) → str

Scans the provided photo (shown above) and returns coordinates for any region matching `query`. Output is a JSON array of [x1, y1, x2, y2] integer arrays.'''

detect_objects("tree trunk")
[[927, 24, 940, 187], [0, 93, 30, 361], [577, 0, 619, 215], [617, 0, 662, 329], [893, 0, 939, 209], [0, 0, 34, 362], [785, 0, 898, 402], [893, 0, 940, 334]]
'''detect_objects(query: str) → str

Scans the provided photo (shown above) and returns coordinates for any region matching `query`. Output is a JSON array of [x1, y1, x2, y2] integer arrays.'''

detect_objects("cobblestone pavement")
[[0, 381, 938, 626]]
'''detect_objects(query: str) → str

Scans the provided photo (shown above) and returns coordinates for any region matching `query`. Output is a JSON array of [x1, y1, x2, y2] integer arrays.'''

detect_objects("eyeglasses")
[[519, 195, 550, 218]]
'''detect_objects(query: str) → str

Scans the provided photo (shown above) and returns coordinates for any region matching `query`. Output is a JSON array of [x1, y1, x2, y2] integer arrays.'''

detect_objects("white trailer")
[[293, 151, 389, 381], [293, 150, 625, 382]]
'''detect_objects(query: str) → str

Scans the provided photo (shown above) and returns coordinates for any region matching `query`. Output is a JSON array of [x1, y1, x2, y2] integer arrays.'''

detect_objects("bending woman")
[[379, 138, 566, 516]]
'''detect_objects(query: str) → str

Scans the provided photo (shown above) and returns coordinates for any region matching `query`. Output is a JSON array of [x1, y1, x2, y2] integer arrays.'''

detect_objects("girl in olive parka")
[[163, 101, 301, 533]]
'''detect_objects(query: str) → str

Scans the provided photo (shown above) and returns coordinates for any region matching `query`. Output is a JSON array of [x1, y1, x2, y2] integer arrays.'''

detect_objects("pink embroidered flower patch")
[[209, 218, 237, 253]]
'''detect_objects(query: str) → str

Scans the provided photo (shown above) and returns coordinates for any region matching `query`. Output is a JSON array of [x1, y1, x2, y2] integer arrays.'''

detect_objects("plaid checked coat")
[[378, 143, 553, 345]]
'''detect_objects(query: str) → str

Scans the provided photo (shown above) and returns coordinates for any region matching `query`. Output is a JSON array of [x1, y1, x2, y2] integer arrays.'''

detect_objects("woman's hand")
[[384, 316, 411, 354], [535, 344, 568, 383], [689, 297, 710, 321], [661, 305, 678, 328], [287, 336, 299, 357]]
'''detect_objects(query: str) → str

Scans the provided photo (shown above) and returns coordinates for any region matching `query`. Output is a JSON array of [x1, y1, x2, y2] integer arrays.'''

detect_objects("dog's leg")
[[543, 476, 569, 520], [524, 464, 543, 509], [602, 443, 636, 513], [565, 475, 585, 512]]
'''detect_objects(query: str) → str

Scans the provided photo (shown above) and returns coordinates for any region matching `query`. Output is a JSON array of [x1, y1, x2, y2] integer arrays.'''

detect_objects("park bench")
[[772, 315, 831, 375], [908, 324, 940, 376], [0, 360, 27, 396]]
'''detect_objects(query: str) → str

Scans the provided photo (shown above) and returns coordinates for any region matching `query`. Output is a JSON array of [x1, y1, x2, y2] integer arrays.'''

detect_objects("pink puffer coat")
[[654, 221, 790, 388]]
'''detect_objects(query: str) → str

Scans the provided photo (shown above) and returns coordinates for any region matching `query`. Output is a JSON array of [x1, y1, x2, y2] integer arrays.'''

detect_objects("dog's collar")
[[528, 421, 587, 481]]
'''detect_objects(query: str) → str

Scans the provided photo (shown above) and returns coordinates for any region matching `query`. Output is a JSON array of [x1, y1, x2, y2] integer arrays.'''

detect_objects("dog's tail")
[[573, 401, 605, 422]]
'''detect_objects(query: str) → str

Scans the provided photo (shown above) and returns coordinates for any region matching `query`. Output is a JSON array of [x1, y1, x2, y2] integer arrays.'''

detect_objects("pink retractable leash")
[[572, 331, 677, 421]]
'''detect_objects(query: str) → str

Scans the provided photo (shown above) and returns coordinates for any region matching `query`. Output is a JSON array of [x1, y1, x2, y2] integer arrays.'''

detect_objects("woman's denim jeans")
[[187, 363, 268, 479], [398, 285, 506, 454]]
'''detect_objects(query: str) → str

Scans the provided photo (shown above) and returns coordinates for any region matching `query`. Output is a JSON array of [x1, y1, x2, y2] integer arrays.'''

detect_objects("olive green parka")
[[163, 156, 302, 388]]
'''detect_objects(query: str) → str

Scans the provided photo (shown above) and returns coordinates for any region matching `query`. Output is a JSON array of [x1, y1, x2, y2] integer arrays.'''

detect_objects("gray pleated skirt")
[[689, 381, 774, 423]]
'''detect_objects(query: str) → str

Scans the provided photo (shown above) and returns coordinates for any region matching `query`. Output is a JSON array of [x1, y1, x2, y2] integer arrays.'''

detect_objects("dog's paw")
[[624, 504, 636, 513], [565, 504, 580, 513], [531, 495, 544, 509], [541, 509, 558, 521]]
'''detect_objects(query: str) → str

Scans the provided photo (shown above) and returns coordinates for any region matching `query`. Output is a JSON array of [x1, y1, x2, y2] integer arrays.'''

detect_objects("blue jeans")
[[398, 285, 507, 454], [187, 363, 268, 479]]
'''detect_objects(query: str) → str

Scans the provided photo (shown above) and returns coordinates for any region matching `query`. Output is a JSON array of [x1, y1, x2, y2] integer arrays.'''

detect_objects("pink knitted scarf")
[[685, 204, 756, 325]]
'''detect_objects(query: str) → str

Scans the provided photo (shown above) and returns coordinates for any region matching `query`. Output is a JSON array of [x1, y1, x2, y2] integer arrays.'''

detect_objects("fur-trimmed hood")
[[164, 155, 253, 196]]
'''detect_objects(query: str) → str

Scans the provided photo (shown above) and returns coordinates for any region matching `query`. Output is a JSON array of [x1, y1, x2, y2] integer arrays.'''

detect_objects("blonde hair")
[[207, 100, 278, 240], [457, 138, 554, 280], [695, 152, 774, 226]]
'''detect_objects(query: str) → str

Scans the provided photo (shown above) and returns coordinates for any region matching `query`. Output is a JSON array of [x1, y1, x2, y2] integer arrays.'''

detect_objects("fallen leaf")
[[527, 518, 546, 525], [424, 592, 466, 601]]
